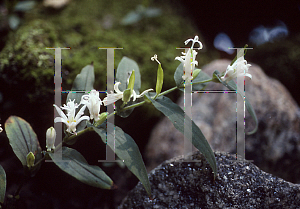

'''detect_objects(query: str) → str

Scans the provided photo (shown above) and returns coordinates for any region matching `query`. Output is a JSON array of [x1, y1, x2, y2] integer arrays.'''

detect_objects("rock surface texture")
[[119, 151, 300, 209], [145, 59, 300, 183]]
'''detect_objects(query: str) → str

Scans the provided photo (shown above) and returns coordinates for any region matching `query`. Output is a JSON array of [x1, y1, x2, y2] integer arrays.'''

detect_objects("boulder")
[[119, 151, 300, 208], [145, 59, 300, 183]]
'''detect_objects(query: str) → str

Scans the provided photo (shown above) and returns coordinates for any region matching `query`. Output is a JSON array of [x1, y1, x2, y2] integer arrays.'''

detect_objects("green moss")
[[0, 0, 218, 140], [1, 0, 216, 96], [0, 19, 60, 102]]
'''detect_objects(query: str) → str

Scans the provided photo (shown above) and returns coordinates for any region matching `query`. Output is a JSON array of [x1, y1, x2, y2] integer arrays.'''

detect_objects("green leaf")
[[5, 116, 42, 168], [116, 57, 141, 93], [174, 63, 211, 91], [174, 63, 184, 87], [213, 70, 258, 134], [192, 70, 211, 91], [146, 95, 217, 179], [65, 64, 95, 135], [0, 165, 6, 204], [115, 57, 141, 118], [49, 147, 114, 189], [115, 99, 135, 118], [91, 123, 151, 197]]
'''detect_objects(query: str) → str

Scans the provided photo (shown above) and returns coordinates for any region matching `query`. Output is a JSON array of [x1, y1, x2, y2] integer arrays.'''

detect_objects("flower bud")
[[95, 112, 108, 127], [127, 70, 135, 91], [192, 68, 201, 80], [26, 152, 35, 168], [46, 127, 56, 151], [122, 88, 132, 104], [155, 63, 164, 96]]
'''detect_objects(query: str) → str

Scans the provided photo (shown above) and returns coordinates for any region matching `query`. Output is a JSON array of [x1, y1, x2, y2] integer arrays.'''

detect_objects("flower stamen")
[[184, 35, 203, 50], [151, 54, 161, 64]]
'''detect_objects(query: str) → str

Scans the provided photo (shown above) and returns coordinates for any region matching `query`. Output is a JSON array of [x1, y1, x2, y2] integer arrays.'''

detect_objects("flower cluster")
[[221, 57, 252, 82], [175, 35, 203, 81], [53, 82, 152, 135]]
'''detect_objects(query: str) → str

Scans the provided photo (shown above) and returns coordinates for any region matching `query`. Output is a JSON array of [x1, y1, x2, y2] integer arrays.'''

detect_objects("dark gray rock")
[[119, 151, 300, 209], [145, 59, 300, 183]]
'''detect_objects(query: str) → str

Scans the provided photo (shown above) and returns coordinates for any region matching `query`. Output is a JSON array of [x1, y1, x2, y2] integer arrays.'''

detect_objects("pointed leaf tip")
[[111, 183, 118, 190]]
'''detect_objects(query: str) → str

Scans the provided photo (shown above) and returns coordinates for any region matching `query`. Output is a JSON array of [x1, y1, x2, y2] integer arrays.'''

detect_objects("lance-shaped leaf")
[[5, 116, 42, 169], [91, 123, 151, 197], [174, 63, 211, 91], [146, 95, 217, 179], [49, 147, 114, 189], [213, 70, 258, 134], [0, 165, 6, 204], [115, 57, 141, 118], [116, 57, 141, 93], [65, 64, 95, 138]]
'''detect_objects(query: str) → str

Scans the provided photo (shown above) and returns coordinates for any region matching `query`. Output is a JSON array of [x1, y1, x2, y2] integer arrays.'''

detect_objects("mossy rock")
[[0, 19, 59, 101], [0, 0, 217, 146]]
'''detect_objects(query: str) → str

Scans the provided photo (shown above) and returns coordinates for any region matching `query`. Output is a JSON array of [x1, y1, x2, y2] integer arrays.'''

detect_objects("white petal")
[[136, 89, 154, 98], [114, 82, 123, 94], [54, 117, 67, 124], [53, 104, 68, 122], [175, 57, 184, 62], [76, 115, 90, 125], [132, 90, 137, 101], [75, 105, 87, 121]]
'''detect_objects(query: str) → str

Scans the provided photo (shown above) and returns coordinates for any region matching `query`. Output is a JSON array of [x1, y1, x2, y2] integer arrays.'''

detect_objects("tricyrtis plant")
[[0, 35, 258, 206]]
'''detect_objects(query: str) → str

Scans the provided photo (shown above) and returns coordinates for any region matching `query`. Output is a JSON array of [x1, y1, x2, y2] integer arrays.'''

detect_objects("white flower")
[[80, 90, 102, 121], [46, 127, 56, 151], [53, 99, 89, 134], [175, 35, 203, 81], [103, 82, 153, 106], [221, 57, 252, 82], [0, 124, 2, 133]]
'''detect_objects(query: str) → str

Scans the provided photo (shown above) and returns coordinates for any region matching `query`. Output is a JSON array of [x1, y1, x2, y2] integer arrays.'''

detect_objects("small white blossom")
[[175, 35, 203, 81], [103, 82, 153, 106], [221, 57, 252, 82], [46, 127, 56, 151], [53, 99, 89, 134], [80, 90, 102, 121]]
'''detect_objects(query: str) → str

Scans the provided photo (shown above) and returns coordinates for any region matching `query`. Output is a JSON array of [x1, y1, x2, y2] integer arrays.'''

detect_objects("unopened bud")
[[95, 112, 108, 127], [155, 64, 164, 96], [122, 88, 132, 104], [192, 68, 201, 80], [46, 127, 56, 151], [26, 152, 35, 168], [127, 70, 135, 90]]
